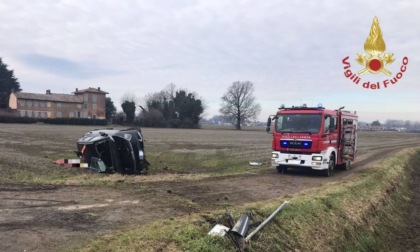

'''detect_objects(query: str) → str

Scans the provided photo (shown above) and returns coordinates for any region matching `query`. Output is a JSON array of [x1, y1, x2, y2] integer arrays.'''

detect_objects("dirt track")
[[0, 131, 419, 251]]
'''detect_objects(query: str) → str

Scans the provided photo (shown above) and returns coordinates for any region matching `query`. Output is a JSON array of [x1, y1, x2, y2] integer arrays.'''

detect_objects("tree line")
[[368, 119, 420, 130], [107, 81, 261, 129], [1, 57, 261, 129], [4, 56, 419, 131], [0, 58, 21, 109], [111, 84, 205, 128]]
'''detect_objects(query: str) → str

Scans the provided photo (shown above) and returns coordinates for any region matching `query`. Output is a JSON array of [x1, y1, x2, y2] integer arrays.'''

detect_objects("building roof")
[[74, 87, 108, 94], [14, 92, 83, 103]]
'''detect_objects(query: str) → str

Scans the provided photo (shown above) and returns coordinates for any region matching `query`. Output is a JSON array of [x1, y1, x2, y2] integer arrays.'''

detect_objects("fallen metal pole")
[[231, 214, 250, 237], [244, 200, 289, 243]]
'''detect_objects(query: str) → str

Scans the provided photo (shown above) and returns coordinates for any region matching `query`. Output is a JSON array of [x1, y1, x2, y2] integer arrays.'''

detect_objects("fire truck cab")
[[266, 105, 358, 176]]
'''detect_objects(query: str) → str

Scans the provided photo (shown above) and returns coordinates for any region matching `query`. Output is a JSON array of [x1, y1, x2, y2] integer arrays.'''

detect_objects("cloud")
[[18, 53, 122, 79], [0, 0, 419, 122]]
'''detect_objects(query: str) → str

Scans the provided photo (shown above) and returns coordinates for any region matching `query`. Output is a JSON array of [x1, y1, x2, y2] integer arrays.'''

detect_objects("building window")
[[27, 110, 32, 117], [84, 103, 88, 109], [19, 99, 26, 107], [84, 93, 89, 101], [47, 112, 52, 118], [33, 111, 39, 118], [47, 102, 51, 108], [56, 111, 62, 118], [77, 104, 82, 109], [40, 101, 45, 107], [41, 112, 46, 118], [93, 104, 97, 109], [77, 111, 81, 118], [69, 112, 74, 118], [20, 110, 25, 117], [27, 100, 33, 107], [93, 94, 97, 102], [34, 101, 39, 107]]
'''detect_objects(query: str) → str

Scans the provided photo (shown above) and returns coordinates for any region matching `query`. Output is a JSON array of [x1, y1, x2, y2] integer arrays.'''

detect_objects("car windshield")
[[276, 113, 322, 134]]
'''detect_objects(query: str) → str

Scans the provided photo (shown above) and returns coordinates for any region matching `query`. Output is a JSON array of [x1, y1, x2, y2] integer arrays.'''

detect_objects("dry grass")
[[2, 123, 419, 251], [77, 147, 419, 252], [1, 123, 419, 186], [0, 123, 274, 185]]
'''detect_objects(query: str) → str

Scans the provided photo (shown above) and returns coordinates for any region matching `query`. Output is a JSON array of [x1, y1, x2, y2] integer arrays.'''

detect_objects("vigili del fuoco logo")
[[342, 17, 408, 90]]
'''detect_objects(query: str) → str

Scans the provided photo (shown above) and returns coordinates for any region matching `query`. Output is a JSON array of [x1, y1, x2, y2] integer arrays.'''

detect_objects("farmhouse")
[[8, 87, 108, 119]]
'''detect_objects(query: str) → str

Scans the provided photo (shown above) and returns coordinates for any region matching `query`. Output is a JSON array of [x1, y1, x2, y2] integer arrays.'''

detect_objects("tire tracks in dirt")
[[140, 142, 420, 212], [0, 142, 418, 252]]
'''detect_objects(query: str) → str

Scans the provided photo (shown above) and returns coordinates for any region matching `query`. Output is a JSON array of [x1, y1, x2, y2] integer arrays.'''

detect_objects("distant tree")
[[139, 108, 166, 127], [219, 81, 261, 130], [120, 92, 138, 124], [142, 92, 171, 127], [371, 120, 381, 127], [121, 101, 136, 124], [114, 112, 126, 125], [385, 119, 404, 128], [404, 120, 412, 129], [0, 58, 21, 109], [105, 97, 116, 120], [207, 115, 233, 124], [173, 90, 204, 128], [140, 84, 204, 128]]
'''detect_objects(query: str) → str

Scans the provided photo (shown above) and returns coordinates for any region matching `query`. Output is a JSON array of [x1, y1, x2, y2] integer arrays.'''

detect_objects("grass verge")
[[0, 147, 271, 186], [146, 150, 270, 175], [77, 147, 420, 252]]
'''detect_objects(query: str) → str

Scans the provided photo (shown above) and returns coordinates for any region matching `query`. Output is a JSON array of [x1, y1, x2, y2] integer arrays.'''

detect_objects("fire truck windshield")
[[276, 113, 322, 134]]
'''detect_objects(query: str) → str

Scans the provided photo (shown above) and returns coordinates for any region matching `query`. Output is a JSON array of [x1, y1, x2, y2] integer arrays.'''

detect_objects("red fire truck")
[[266, 104, 358, 176]]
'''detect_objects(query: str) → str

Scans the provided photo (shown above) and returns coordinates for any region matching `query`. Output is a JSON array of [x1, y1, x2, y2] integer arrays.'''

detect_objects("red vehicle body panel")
[[271, 107, 358, 166]]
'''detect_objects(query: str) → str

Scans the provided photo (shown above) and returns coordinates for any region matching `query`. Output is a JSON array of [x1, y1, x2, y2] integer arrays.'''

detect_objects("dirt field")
[[0, 124, 419, 251]]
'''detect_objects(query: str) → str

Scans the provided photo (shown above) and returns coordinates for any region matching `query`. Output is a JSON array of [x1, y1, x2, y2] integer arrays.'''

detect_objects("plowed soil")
[[0, 126, 419, 251]]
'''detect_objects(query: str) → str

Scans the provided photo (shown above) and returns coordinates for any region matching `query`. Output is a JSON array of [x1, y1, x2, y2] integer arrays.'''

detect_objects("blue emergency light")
[[280, 140, 312, 149]]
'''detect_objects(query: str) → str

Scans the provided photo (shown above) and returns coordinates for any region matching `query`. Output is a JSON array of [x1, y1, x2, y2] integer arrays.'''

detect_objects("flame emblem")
[[356, 17, 395, 76]]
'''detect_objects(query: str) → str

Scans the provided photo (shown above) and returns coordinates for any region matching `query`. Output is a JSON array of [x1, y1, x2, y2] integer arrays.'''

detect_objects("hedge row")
[[0, 116, 37, 124], [0, 116, 108, 126]]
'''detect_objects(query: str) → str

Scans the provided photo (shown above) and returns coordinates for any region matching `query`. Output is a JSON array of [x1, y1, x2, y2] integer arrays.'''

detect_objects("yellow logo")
[[355, 17, 394, 76], [342, 17, 408, 90]]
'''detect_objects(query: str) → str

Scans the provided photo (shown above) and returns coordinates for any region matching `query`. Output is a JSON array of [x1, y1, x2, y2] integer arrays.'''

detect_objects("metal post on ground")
[[244, 200, 289, 243]]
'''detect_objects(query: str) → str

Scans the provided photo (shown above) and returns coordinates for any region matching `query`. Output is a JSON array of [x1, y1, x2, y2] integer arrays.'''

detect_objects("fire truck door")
[[323, 115, 337, 146]]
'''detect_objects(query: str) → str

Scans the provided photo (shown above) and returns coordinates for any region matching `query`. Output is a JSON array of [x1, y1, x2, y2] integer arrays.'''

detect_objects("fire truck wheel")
[[277, 165, 288, 174], [324, 155, 335, 177]]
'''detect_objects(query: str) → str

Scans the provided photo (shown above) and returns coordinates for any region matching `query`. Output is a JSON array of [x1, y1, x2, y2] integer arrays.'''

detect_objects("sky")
[[1, 0, 419, 123]]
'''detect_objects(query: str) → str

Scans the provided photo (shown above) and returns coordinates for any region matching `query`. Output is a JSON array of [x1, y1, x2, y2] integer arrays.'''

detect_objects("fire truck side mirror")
[[266, 117, 271, 133]]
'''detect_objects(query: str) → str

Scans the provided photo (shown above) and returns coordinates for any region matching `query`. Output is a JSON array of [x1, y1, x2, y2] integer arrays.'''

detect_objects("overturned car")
[[75, 128, 149, 174]]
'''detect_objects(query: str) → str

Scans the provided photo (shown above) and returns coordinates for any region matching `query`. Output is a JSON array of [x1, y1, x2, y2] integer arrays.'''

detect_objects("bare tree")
[[220, 81, 261, 130], [164, 83, 177, 100], [120, 92, 138, 104], [142, 83, 177, 110]]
